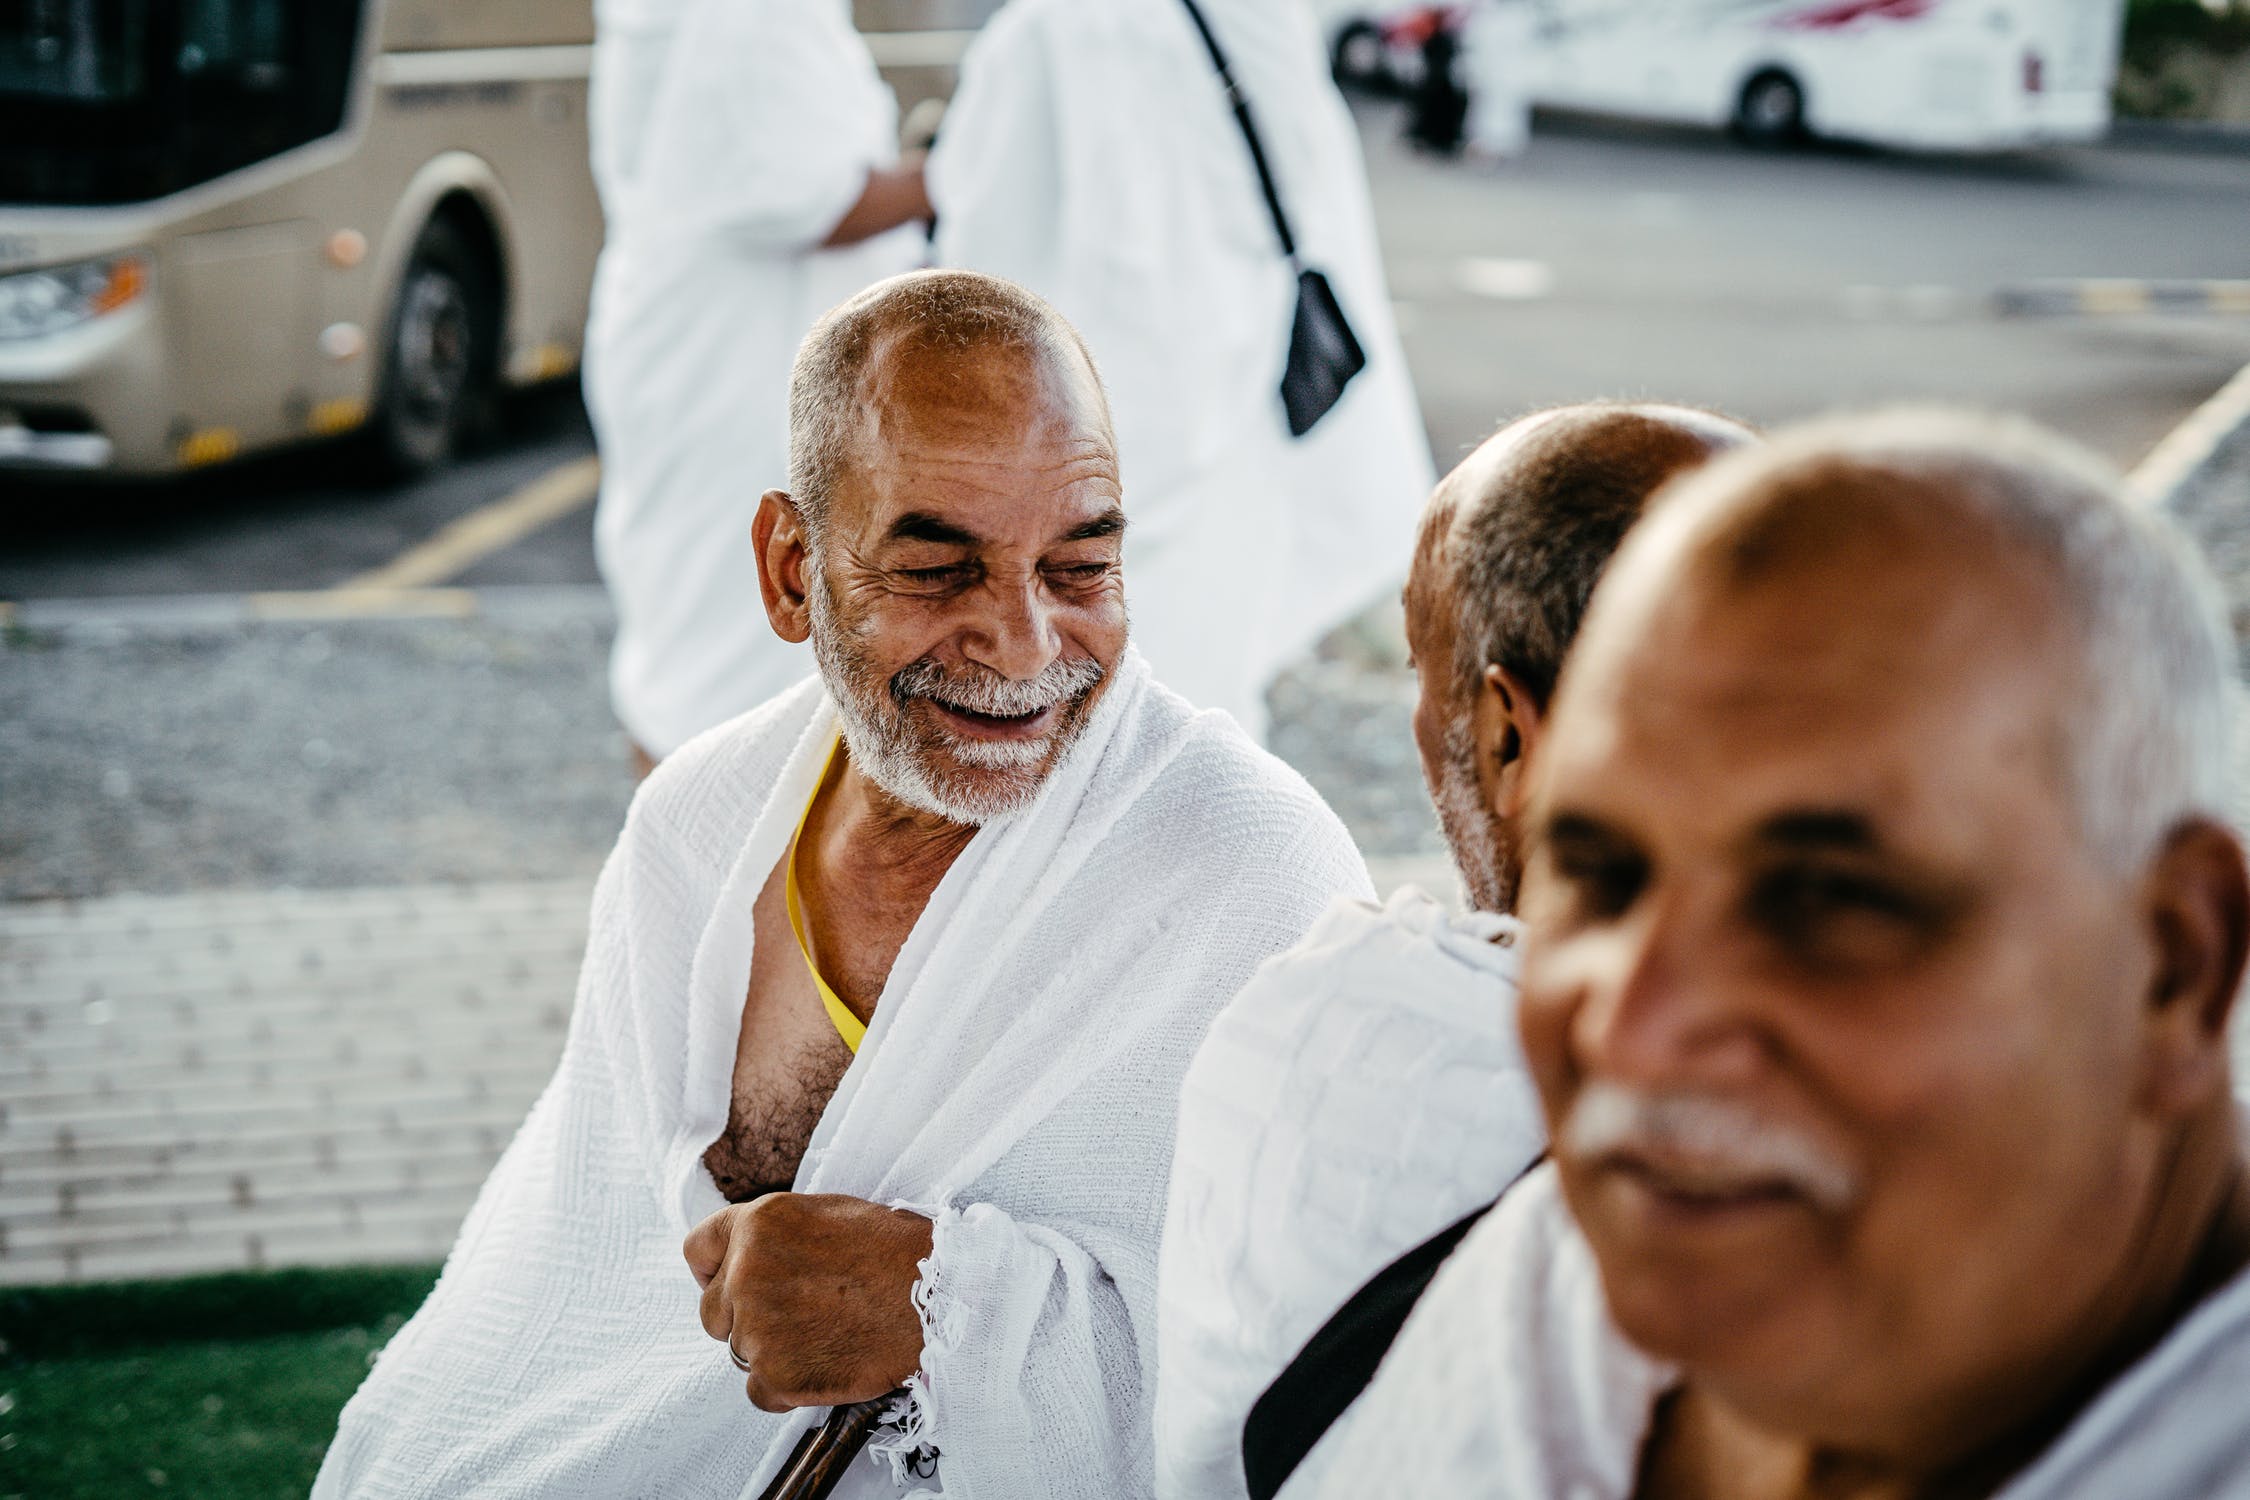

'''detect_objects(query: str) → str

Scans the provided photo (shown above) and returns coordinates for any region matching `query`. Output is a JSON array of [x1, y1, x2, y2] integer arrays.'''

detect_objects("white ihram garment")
[[588, 0, 690, 217], [1312, 1161, 2250, 1500], [1155, 887, 1547, 1500], [313, 649, 1373, 1500], [928, 0, 1435, 742], [586, 0, 924, 758]]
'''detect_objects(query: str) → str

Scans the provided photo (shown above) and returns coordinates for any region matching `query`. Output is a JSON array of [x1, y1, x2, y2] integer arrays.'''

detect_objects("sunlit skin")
[[684, 327, 1128, 1412], [1515, 480, 2250, 1497]]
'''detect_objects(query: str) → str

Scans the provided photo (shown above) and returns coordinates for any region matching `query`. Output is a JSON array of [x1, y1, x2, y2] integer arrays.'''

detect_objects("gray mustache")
[[1563, 1079, 1860, 1213], [891, 655, 1105, 718]]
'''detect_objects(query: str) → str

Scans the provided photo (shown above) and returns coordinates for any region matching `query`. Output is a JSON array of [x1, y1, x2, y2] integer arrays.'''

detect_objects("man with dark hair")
[[1155, 403, 1754, 1500], [1314, 410, 2250, 1499], [317, 271, 1370, 1500]]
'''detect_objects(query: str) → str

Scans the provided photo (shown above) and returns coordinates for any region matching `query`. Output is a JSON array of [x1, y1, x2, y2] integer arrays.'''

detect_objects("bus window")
[[0, 0, 363, 206]]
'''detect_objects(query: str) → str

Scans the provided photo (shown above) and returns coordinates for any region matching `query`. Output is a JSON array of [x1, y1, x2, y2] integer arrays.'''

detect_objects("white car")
[[1309, 0, 2127, 152]]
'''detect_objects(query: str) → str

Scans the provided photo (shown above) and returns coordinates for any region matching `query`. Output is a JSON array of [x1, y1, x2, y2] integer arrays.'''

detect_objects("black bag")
[[1179, 0, 1368, 437]]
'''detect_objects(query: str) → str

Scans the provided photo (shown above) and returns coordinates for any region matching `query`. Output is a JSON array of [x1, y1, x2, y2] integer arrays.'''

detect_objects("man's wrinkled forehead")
[[855, 327, 1112, 461], [1541, 465, 2077, 842]]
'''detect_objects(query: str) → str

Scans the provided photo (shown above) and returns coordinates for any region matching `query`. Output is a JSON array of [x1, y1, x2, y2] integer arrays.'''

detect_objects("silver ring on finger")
[[728, 1340, 754, 1374]]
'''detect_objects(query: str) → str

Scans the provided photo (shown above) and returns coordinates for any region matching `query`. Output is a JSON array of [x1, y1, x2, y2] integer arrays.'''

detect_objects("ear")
[[1478, 662, 1547, 817], [2136, 817, 2250, 1119], [755, 490, 814, 645]]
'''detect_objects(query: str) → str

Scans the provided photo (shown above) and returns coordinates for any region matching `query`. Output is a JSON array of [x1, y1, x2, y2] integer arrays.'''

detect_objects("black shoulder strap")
[[1176, 0, 1299, 264], [1239, 1154, 1547, 1500]]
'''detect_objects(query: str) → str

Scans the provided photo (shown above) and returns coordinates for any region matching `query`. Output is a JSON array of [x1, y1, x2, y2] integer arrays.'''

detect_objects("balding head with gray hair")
[[785, 269, 1115, 554], [1634, 408, 2233, 873]]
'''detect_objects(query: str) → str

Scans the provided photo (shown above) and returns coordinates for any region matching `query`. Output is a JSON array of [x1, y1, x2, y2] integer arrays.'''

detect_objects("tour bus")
[[1317, 0, 2129, 153], [0, 1, 983, 481]]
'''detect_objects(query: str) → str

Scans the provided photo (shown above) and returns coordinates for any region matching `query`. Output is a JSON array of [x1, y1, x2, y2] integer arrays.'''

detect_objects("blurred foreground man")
[[1316, 411, 2250, 1498], [588, 0, 930, 765], [1156, 404, 1754, 1500], [318, 272, 1369, 1499], [929, 0, 1434, 739]]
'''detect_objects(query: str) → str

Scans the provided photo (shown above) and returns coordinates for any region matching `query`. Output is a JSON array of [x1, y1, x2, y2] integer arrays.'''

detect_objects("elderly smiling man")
[[1313, 410, 2250, 1499], [315, 270, 1369, 1500]]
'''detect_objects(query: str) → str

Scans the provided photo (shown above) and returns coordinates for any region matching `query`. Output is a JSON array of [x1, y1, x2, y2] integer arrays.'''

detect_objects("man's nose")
[[1568, 899, 1763, 1091], [961, 571, 1061, 680]]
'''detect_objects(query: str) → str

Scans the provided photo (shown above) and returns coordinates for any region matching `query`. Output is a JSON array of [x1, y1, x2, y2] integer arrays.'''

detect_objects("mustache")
[[890, 655, 1106, 718], [1562, 1079, 1860, 1213]]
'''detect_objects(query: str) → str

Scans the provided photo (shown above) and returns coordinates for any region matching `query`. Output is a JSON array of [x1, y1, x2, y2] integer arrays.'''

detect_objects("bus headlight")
[[0, 252, 150, 342]]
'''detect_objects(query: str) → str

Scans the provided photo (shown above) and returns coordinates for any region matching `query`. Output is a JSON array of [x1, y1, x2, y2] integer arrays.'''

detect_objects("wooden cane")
[[753, 1396, 895, 1500]]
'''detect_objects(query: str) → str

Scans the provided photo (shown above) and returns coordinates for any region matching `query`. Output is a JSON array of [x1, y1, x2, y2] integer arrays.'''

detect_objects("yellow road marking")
[[252, 588, 479, 620], [341, 455, 600, 592]]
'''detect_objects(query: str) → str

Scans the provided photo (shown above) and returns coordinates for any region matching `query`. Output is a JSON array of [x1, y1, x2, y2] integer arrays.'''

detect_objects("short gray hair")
[[785, 270, 1111, 549], [1445, 403, 1753, 703], [1685, 409, 2235, 873]]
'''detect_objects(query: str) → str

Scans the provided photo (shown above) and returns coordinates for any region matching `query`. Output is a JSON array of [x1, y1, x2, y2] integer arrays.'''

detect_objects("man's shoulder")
[[1213, 887, 1521, 1045], [1107, 683, 1360, 871], [626, 677, 824, 870]]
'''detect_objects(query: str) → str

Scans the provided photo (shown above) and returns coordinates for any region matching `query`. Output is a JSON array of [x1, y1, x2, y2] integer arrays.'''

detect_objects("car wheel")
[[1735, 69, 1806, 148], [369, 217, 496, 478]]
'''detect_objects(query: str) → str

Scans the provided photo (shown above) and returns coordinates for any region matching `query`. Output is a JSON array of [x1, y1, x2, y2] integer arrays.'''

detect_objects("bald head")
[[1427, 402, 1755, 704], [787, 269, 1116, 550], [1406, 401, 1753, 911], [1577, 407, 2233, 871]]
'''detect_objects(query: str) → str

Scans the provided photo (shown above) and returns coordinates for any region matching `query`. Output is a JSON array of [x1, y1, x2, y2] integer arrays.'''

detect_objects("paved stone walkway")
[[0, 881, 588, 1285], [0, 857, 1455, 1285]]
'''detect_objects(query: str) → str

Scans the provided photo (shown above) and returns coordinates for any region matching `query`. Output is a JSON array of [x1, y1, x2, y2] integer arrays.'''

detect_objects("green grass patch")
[[0, 1265, 440, 1500]]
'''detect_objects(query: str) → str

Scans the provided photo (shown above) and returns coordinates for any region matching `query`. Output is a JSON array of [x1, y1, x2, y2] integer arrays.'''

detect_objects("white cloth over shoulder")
[[1311, 1162, 2250, 1500], [314, 650, 1372, 1500], [928, 0, 1434, 741], [1156, 887, 1545, 1500], [586, 0, 923, 758]]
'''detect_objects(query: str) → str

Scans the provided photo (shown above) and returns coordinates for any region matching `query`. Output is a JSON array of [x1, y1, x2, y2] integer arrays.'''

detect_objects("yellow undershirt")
[[785, 735, 867, 1053]]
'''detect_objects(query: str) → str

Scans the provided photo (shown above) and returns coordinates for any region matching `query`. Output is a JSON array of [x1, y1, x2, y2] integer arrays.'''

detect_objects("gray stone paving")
[[0, 881, 588, 1285]]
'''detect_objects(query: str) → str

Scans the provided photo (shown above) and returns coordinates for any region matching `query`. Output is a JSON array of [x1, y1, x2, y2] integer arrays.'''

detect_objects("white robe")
[[1311, 1161, 2250, 1500], [1461, 0, 1535, 160], [586, 0, 925, 758], [1155, 887, 1546, 1500], [928, 0, 1436, 742], [313, 650, 1372, 1500]]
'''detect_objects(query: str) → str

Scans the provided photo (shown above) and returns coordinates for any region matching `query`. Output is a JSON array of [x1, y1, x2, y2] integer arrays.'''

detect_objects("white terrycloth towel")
[[1313, 1161, 2250, 1500], [315, 649, 1372, 1500], [1155, 887, 1546, 1500]]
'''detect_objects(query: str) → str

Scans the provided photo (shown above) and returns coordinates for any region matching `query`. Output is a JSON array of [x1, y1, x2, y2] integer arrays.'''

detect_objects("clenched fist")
[[683, 1192, 934, 1411]]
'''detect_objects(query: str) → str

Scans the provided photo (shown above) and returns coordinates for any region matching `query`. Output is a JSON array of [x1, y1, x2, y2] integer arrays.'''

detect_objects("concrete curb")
[[2131, 360, 2250, 510], [0, 582, 614, 633]]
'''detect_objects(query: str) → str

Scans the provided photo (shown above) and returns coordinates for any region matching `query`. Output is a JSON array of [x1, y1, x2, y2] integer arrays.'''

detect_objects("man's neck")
[[810, 757, 978, 893], [1644, 1121, 2250, 1500]]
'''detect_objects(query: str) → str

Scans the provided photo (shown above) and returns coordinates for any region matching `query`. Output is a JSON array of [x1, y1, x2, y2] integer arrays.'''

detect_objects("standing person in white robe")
[[586, 0, 930, 766], [927, 0, 1436, 742], [1314, 411, 2250, 1499], [315, 272, 1371, 1500], [1155, 404, 1754, 1500], [587, 0, 688, 218], [1461, 0, 1535, 162]]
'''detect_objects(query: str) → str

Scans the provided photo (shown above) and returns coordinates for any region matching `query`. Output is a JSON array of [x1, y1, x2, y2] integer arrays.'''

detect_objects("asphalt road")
[[5, 106, 2247, 603]]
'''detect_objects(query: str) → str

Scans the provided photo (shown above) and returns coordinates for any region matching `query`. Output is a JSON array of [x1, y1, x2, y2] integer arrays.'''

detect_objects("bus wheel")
[[370, 216, 497, 477], [1734, 70, 1805, 148], [1332, 20, 1395, 95]]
